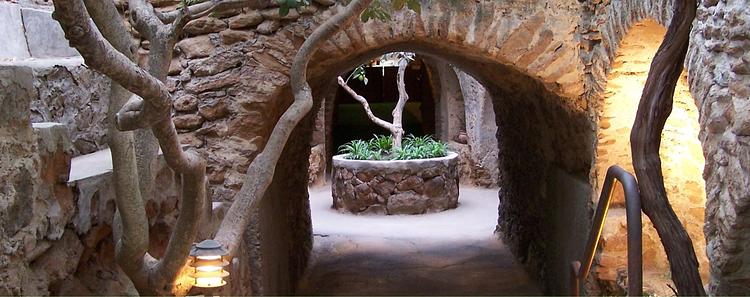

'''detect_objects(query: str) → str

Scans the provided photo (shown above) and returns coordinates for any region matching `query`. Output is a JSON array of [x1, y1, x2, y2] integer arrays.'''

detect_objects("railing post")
[[571, 261, 581, 296], [572, 165, 642, 296]]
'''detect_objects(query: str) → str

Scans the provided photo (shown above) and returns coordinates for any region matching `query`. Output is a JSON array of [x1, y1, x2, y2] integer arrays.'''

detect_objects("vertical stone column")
[[457, 71, 499, 187], [425, 59, 465, 143]]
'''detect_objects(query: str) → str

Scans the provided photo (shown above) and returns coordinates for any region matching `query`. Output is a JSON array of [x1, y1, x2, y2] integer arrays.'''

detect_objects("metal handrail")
[[571, 165, 642, 296]]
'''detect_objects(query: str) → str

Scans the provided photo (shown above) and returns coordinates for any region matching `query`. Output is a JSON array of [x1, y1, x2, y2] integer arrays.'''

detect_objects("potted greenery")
[[332, 53, 459, 215]]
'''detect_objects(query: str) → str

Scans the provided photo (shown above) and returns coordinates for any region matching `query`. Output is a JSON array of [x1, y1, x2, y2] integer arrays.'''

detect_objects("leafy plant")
[[368, 134, 393, 154], [339, 139, 374, 160], [346, 65, 368, 84], [277, 0, 310, 16], [339, 134, 447, 161]]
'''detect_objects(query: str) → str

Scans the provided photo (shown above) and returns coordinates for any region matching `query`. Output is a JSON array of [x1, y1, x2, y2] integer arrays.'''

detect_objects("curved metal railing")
[[571, 165, 642, 296]]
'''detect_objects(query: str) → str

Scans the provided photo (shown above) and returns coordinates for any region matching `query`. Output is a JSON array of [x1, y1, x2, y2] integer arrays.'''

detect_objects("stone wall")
[[3, 0, 748, 295], [0, 63, 182, 295], [25, 59, 112, 156], [687, 0, 750, 294], [331, 153, 459, 215], [456, 71, 499, 187], [163, 0, 595, 294], [0, 1, 78, 60]]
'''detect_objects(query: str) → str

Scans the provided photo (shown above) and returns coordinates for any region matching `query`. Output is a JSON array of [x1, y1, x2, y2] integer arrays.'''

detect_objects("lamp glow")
[[189, 239, 229, 288]]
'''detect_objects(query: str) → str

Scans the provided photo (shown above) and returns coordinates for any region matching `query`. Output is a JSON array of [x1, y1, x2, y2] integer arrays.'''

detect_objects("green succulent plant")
[[339, 134, 447, 161]]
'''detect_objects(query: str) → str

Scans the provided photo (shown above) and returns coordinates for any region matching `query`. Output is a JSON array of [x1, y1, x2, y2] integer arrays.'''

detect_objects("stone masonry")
[[331, 153, 459, 215], [1, 0, 749, 295], [687, 0, 750, 294]]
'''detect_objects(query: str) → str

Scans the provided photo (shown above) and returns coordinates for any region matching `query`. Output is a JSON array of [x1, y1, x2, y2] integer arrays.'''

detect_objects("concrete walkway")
[[297, 186, 542, 295]]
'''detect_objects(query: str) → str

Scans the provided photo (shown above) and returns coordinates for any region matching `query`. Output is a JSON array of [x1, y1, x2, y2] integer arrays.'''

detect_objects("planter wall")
[[331, 152, 459, 215]]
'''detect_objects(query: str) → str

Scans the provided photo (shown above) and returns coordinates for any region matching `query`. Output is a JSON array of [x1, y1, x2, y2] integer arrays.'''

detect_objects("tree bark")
[[392, 57, 410, 148], [54, 0, 209, 294], [82, 0, 152, 289], [214, 0, 375, 257], [629, 0, 705, 295]]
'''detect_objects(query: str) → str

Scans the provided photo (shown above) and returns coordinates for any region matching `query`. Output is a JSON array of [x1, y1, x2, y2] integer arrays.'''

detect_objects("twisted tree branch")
[[54, 0, 208, 293], [337, 76, 397, 131], [214, 0, 376, 257], [629, 0, 705, 295]]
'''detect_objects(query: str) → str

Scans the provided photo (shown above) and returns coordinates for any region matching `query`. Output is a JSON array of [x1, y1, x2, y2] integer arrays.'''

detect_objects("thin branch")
[[83, 0, 150, 285], [336, 76, 396, 132], [214, 0, 376, 257]]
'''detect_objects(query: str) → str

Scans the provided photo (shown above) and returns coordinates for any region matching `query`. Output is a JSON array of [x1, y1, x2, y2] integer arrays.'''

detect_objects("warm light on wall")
[[189, 239, 229, 288]]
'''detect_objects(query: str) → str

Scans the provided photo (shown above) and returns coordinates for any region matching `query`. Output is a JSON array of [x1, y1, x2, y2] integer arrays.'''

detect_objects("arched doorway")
[[249, 3, 596, 295]]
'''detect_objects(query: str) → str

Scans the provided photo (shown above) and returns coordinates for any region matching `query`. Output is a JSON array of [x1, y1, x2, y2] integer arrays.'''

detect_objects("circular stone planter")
[[331, 152, 459, 215]]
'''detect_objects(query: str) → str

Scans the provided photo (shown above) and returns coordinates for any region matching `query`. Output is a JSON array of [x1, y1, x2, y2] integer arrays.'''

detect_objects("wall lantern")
[[189, 239, 229, 288]]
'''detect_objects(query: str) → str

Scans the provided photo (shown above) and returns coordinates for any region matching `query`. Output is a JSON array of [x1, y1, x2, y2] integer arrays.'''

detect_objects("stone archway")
[[259, 2, 598, 295], [175, 0, 715, 295]]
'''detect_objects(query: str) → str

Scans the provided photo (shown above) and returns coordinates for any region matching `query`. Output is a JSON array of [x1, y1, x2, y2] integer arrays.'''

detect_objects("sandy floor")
[[297, 185, 542, 295]]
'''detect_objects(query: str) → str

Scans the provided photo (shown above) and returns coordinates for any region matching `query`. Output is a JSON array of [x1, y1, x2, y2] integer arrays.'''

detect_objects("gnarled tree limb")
[[214, 0, 376, 257], [54, 0, 208, 294], [629, 0, 705, 295], [82, 0, 151, 289]]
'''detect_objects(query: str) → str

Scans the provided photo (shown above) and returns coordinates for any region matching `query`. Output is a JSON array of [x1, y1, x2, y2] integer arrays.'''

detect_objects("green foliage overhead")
[[347, 65, 368, 84], [339, 135, 448, 161], [277, 0, 310, 16]]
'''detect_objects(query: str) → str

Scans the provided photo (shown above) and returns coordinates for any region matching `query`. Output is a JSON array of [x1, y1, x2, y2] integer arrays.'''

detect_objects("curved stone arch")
[[239, 1, 694, 295], [267, 1, 600, 294], [580, 0, 675, 98], [306, 1, 586, 102]]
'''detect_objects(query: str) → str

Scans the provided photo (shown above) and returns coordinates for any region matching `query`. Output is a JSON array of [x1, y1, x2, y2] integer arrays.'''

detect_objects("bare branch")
[[129, 0, 162, 40], [214, 0, 376, 257], [337, 76, 397, 132], [153, 154, 206, 286], [629, 0, 705, 295], [83, 0, 150, 284]]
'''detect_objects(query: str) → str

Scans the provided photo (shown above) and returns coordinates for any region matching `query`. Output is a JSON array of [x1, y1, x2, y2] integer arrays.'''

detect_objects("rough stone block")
[[0, 3, 31, 59], [21, 8, 79, 58]]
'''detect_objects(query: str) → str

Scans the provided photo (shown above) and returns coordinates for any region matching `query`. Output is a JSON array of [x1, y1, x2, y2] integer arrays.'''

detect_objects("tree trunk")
[[214, 0, 376, 257], [391, 57, 409, 150], [629, 0, 705, 295]]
